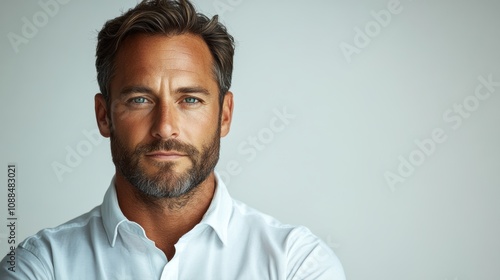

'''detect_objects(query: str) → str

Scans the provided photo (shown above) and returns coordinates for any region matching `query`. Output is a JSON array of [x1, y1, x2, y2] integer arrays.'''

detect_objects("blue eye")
[[184, 97, 198, 104], [132, 97, 147, 103]]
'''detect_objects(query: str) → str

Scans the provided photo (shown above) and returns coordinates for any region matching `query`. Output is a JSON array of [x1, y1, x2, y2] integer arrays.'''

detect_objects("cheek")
[[111, 107, 154, 144], [182, 108, 220, 142]]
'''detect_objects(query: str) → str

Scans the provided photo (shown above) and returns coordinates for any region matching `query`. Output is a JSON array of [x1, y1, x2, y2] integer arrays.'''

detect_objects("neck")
[[114, 171, 216, 260]]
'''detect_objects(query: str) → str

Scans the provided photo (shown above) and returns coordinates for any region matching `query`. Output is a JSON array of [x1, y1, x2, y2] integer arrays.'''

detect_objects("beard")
[[110, 126, 220, 200]]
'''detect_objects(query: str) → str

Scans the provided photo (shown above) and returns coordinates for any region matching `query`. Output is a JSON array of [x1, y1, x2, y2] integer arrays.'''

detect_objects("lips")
[[146, 151, 184, 156], [145, 151, 186, 160]]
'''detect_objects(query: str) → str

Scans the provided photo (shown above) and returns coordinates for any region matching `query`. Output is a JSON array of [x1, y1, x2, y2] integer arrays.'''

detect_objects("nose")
[[150, 103, 179, 139]]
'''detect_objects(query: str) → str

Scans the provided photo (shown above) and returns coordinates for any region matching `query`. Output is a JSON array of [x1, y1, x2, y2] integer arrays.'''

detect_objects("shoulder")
[[0, 206, 103, 279], [230, 198, 298, 236], [285, 226, 346, 279], [230, 199, 346, 279], [20, 205, 103, 252], [231, 199, 292, 226]]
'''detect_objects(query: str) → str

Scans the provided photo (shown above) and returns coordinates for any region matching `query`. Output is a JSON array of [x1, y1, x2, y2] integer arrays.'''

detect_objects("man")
[[1, 0, 345, 279]]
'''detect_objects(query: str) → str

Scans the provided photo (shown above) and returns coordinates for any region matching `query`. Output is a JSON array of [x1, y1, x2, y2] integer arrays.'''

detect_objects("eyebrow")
[[118, 86, 211, 96], [175, 86, 211, 95], [119, 86, 154, 96]]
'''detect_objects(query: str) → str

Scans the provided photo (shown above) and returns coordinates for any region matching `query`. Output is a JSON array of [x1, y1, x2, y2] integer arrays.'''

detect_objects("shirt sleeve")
[[0, 244, 52, 280], [285, 226, 346, 280]]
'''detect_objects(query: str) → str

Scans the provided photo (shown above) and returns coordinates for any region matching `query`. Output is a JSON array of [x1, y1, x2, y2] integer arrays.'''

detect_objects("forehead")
[[111, 33, 215, 92]]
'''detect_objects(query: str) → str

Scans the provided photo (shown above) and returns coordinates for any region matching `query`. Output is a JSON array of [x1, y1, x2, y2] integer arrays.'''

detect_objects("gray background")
[[1, 0, 500, 279]]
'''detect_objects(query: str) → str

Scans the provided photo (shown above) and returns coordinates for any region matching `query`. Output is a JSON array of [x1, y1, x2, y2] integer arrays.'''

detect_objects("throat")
[[157, 239, 177, 261]]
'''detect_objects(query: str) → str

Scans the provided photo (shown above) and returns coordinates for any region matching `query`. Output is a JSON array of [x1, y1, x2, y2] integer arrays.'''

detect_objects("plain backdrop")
[[1, 0, 500, 279]]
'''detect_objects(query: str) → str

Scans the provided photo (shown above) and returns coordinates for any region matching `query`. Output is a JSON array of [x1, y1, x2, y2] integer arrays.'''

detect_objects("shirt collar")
[[101, 172, 232, 247], [198, 172, 232, 245], [101, 176, 128, 247]]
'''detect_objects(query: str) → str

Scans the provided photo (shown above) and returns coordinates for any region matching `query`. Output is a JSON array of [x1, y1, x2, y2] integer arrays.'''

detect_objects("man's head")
[[94, 0, 235, 201], [96, 0, 235, 106]]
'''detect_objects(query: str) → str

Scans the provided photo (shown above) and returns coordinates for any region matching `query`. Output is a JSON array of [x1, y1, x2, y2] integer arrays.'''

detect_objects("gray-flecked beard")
[[110, 129, 220, 201]]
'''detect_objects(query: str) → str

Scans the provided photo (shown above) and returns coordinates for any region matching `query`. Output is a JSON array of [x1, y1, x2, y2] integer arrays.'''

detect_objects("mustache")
[[135, 139, 198, 156]]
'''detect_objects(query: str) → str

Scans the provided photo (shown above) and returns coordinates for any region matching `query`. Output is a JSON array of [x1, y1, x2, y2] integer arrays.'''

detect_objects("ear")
[[95, 93, 111, 138], [220, 91, 234, 138]]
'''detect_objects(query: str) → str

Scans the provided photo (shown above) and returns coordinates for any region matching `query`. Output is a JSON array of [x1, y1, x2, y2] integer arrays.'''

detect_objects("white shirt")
[[1, 173, 345, 279]]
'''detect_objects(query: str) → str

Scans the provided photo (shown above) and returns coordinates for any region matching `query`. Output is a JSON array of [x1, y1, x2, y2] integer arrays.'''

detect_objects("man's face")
[[95, 33, 233, 198]]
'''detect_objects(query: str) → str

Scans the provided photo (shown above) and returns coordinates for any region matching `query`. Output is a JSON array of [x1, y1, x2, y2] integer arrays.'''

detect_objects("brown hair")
[[95, 0, 235, 106]]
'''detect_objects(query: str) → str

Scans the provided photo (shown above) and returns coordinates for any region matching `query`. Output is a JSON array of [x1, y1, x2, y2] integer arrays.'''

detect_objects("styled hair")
[[95, 0, 235, 105]]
